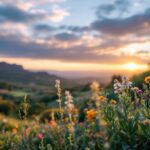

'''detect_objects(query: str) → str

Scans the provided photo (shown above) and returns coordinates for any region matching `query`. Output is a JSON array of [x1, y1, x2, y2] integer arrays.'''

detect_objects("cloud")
[[95, 4, 115, 18], [0, 4, 44, 23], [95, 0, 130, 19], [34, 24, 56, 32], [91, 9, 150, 36], [0, 0, 149, 66], [0, 0, 66, 5], [49, 6, 70, 22], [33, 24, 90, 34], [0, 33, 145, 64], [60, 25, 90, 33], [54, 32, 79, 41], [49, 0, 66, 3], [16, 2, 33, 11]]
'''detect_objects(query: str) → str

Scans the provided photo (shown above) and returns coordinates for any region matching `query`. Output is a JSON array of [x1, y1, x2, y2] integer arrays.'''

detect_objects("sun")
[[122, 62, 148, 71], [124, 62, 138, 71]]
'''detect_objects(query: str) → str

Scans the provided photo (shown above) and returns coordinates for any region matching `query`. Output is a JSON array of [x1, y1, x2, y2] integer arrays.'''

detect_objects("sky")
[[0, 0, 150, 77]]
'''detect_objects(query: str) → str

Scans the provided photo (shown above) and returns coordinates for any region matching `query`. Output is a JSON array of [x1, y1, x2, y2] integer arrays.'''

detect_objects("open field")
[[0, 76, 149, 150]]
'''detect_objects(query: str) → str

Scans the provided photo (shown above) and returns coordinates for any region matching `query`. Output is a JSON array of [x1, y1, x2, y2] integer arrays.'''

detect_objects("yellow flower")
[[144, 76, 150, 84], [0, 141, 3, 146], [99, 96, 105, 102], [110, 99, 117, 105], [86, 109, 97, 121], [100, 120, 107, 126]]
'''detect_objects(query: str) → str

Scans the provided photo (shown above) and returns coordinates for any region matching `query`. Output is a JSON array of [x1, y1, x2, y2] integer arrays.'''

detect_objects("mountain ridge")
[[0, 61, 75, 88]]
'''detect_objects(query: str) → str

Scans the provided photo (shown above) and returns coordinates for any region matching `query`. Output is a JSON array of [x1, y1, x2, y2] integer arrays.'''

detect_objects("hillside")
[[0, 62, 75, 88]]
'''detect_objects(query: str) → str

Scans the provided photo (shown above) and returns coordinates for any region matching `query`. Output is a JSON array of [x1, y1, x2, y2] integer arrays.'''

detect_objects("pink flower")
[[25, 127, 31, 138], [37, 133, 43, 140], [137, 89, 143, 94]]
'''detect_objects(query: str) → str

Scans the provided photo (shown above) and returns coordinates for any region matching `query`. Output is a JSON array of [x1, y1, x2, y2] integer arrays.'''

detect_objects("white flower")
[[55, 80, 60, 88], [55, 79, 62, 102], [65, 90, 74, 112], [114, 76, 132, 94]]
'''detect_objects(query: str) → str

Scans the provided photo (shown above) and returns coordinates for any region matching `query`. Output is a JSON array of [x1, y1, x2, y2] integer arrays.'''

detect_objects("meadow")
[[0, 76, 150, 150]]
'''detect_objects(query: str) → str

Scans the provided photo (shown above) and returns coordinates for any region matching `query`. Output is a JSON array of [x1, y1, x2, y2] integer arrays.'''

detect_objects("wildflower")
[[142, 119, 150, 125], [37, 133, 43, 140], [114, 79, 122, 94], [65, 90, 74, 122], [67, 122, 75, 133], [122, 76, 132, 88], [90, 81, 99, 92], [99, 96, 105, 102], [90, 81, 100, 101], [55, 80, 63, 120], [110, 99, 117, 105], [65, 91, 74, 112], [131, 87, 143, 94], [144, 76, 150, 84], [49, 120, 57, 127], [90, 81, 103, 108], [100, 120, 107, 126], [71, 108, 78, 114], [25, 127, 31, 137], [55, 80, 62, 104], [86, 109, 97, 121], [12, 128, 17, 134], [137, 89, 143, 94], [114, 76, 132, 94]]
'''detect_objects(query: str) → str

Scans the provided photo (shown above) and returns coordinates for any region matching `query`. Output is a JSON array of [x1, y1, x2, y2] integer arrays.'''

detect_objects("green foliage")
[[0, 77, 149, 150], [0, 98, 15, 115], [29, 103, 46, 116], [0, 81, 12, 90], [132, 71, 150, 88]]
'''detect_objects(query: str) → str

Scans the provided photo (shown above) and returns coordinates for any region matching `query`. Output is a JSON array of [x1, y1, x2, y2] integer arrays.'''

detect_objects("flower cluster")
[[86, 109, 97, 121], [90, 81, 100, 101], [131, 87, 143, 94], [114, 76, 132, 94], [0, 75, 149, 150], [65, 91, 74, 112], [55, 80, 62, 104]]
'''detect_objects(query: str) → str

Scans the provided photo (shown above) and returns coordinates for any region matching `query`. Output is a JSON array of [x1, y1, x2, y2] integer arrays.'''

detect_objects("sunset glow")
[[0, 0, 149, 77], [122, 63, 148, 71], [126, 63, 139, 70]]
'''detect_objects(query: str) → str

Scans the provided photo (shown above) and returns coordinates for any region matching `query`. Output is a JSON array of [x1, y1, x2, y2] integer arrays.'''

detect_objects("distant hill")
[[0, 62, 76, 88]]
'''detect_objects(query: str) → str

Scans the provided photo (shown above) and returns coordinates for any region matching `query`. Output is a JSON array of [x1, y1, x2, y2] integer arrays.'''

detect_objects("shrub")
[[0, 98, 15, 115]]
